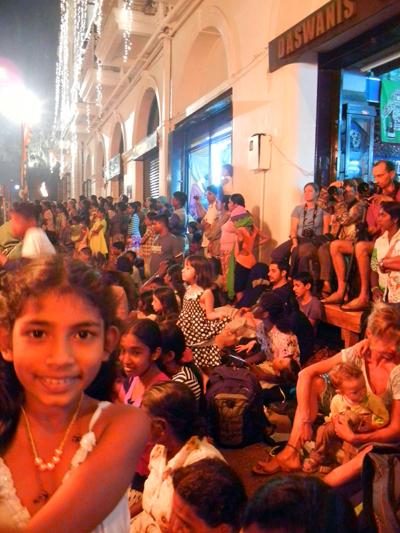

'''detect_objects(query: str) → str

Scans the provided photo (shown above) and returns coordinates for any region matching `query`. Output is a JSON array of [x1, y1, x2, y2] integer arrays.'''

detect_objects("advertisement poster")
[[381, 80, 400, 144]]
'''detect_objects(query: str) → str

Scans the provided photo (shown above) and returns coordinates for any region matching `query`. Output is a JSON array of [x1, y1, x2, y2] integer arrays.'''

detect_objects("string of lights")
[[73, 0, 88, 104], [96, 57, 102, 118], [122, 0, 133, 63], [54, 0, 135, 172], [86, 102, 91, 133]]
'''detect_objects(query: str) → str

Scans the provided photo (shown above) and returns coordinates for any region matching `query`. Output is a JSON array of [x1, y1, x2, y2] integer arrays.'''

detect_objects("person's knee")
[[355, 241, 372, 257], [329, 240, 341, 255]]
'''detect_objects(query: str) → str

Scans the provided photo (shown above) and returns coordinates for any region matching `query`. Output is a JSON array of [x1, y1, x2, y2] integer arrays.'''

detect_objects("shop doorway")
[[171, 91, 232, 215], [315, 15, 400, 185]]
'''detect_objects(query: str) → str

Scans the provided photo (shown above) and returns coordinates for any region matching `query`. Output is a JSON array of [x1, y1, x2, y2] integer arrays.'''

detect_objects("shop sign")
[[381, 80, 400, 144], [108, 154, 121, 180], [130, 131, 158, 161], [268, 0, 400, 72], [269, 0, 357, 71]]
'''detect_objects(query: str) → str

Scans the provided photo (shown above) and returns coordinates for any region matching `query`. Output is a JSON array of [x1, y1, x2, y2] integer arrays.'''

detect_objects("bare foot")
[[321, 281, 332, 295], [341, 297, 370, 311], [321, 291, 345, 305], [252, 447, 301, 475], [275, 448, 302, 471], [252, 457, 282, 475]]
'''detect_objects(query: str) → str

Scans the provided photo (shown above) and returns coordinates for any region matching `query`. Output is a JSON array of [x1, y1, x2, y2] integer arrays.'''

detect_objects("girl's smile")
[[119, 333, 156, 378], [6, 291, 110, 408]]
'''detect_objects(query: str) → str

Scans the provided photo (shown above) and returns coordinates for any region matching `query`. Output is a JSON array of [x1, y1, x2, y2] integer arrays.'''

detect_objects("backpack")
[[206, 365, 266, 447], [362, 444, 400, 532]]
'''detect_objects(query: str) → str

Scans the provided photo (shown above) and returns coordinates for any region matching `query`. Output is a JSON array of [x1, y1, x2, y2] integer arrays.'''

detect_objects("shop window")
[[316, 14, 400, 184], [336, 67, 400, 180], [187, 126, 231, 217], [170, 91, 232, 213]]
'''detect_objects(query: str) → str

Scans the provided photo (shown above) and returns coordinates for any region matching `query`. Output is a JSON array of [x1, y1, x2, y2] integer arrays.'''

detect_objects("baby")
[[303, 362, 389, 473]]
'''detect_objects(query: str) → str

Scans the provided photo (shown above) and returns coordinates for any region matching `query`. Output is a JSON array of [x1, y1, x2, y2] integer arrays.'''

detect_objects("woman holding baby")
[[253, 303, 400, 486]]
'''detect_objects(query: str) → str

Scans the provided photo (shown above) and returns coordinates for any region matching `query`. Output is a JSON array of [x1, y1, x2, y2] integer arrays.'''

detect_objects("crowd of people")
[[0, 160, 399, 532]]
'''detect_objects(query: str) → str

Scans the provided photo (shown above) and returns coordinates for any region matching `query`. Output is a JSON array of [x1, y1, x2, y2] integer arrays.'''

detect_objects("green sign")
[[381, 80, 400, 144]]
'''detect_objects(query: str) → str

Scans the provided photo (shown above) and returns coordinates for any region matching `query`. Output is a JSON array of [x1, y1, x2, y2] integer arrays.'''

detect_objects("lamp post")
[[0, 69, 42, 201]]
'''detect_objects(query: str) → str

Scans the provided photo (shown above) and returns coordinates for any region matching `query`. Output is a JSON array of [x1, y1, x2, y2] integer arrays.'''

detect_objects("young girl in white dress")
[[0, 255, 149, 532]]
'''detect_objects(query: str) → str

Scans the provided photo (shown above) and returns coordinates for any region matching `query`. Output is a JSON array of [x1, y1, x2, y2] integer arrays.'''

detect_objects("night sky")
[[0, 0, 60, 183]]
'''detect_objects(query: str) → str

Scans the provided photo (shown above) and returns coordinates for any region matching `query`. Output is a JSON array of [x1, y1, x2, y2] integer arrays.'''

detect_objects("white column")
[[158, 27, 172, 197]]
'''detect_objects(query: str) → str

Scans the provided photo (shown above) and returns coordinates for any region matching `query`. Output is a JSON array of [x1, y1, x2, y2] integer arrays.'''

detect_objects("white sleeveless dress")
[[0, 401, 130, 532]]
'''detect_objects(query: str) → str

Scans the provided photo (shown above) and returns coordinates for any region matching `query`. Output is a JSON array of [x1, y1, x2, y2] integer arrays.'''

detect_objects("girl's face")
[[303, 185, 317, 202], [182, 261, 196, 284], [152, 295, 163, 314], [119, 333, 158, 378], [377, 208, 397, 232], [6, 291, 114, 409]]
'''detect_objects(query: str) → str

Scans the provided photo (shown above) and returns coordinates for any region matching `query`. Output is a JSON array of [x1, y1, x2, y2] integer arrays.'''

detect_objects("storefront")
[[269, 0, 400, 186], [106, 152, 123, 198], [171, 91, 232, 215], [316, 14, 400, 184]]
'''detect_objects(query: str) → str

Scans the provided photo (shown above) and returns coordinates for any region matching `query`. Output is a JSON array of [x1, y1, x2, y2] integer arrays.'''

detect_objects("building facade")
[[54, 0, 400, 250]]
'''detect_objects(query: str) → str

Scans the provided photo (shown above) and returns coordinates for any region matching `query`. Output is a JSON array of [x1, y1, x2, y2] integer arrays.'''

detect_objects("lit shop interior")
[[315, 18, 400, 185]]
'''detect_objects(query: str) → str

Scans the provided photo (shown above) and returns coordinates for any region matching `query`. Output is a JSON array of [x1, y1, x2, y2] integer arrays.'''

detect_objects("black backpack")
[[206, 365, 266, 447], [362, 444, 400, 532]]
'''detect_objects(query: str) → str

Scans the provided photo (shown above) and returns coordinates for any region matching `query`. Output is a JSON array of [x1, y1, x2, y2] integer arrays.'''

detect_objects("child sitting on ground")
[[131, 290, 157, 321], [152, 286, 180, 323], [302, 362, 389, 473]]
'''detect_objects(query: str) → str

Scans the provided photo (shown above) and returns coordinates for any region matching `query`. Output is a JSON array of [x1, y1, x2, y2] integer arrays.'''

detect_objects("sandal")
[[252, 444, 301, 476]]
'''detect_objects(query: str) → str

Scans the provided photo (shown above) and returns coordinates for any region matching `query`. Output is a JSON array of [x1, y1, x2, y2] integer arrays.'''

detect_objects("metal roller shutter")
[[143, 148, 159, 200]]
